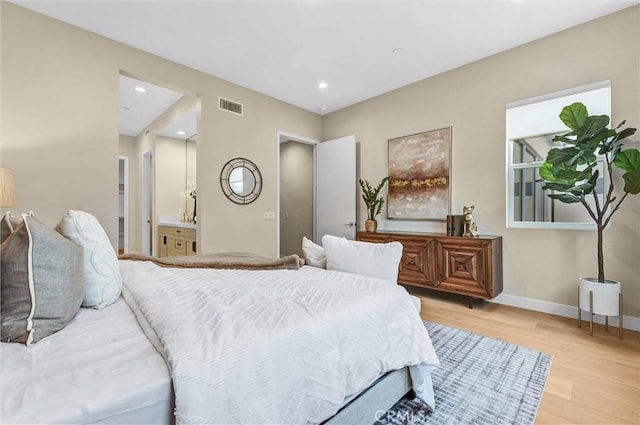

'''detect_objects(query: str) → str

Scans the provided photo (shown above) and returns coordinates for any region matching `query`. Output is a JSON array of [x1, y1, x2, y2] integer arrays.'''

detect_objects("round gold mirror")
[[220, 158, 262, 204]]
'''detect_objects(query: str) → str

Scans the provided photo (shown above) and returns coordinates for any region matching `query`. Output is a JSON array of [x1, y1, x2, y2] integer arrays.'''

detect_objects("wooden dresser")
[[158, 225, 197, 257], [357, 231, 503, 305]]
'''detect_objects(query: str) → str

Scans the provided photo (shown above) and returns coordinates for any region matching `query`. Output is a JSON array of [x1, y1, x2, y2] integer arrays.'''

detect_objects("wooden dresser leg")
[[468, 297, 474, 309]]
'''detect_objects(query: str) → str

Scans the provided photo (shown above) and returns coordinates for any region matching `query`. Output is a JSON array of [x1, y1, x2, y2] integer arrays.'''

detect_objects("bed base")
[[323, 367, 412, 425]]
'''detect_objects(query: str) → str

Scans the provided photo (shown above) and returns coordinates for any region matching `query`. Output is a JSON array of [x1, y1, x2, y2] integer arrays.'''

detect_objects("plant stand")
[[577, 278, 623, 339]]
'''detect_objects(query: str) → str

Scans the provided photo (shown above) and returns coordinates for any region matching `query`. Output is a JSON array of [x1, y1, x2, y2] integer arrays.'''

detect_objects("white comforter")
[[0, 299, 172, 424], [119, 261, 439, 424]]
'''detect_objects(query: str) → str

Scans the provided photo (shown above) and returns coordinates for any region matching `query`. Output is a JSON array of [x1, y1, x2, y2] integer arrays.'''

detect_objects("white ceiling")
[[158, 107, 198, 140], [119, 75, 184, 137], [15, 0, 638, 116], [120, 75, 197, 138]]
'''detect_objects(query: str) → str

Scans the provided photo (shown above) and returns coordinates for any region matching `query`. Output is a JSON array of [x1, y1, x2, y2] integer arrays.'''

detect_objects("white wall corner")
[[490, 293, 640, 332]]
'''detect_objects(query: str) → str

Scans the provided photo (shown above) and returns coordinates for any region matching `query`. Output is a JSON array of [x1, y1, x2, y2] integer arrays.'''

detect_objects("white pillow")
[[322, 234, 403, 283], [302, 236, 326, 268], [55, 210, 122, 309]]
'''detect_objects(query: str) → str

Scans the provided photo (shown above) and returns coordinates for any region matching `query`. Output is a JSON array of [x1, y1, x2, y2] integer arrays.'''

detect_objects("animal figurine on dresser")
[[462, 205, 478, 237]]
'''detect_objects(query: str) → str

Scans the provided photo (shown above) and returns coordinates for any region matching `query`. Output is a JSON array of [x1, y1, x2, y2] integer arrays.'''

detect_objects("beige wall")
[[187, 139, 196, 189], [322, 6, 640, 317], [1, 3, 322, 258], [280, 141, 314, 256], [1, 5, 119, 232]]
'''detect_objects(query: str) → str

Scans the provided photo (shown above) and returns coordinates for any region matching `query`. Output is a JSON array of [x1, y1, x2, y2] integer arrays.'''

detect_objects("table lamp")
[[0, 167, 16, 207]]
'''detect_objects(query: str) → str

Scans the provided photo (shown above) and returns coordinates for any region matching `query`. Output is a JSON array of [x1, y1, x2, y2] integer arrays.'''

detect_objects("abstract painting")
[[388, 127, 451, 220]]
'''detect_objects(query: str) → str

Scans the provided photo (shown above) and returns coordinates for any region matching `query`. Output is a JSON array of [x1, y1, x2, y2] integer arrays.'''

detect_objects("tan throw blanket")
[[118, 252, 304, 270]]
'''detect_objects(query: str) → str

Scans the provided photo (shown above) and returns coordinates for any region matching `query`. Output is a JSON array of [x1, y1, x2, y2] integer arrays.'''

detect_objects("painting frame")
[[387, 127, 452, 221]]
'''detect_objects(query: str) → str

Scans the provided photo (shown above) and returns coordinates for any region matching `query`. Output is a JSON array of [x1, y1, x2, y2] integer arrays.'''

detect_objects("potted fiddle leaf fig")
[[359, 177, 389, 232], [539, 102, 638, 335]]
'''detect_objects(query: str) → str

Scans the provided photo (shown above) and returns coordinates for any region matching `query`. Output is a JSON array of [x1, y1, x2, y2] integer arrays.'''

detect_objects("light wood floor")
[[409, 288, 640, 425]]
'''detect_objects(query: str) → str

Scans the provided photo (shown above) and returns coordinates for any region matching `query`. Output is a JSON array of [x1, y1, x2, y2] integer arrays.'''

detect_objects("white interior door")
[[315, 135, 356, 243]]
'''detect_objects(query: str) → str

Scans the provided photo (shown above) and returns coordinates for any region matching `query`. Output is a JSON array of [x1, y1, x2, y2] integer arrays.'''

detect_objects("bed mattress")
[[1, 265, 432, 424], [0, 298, 172, 424], [119, 262, 438, 424]]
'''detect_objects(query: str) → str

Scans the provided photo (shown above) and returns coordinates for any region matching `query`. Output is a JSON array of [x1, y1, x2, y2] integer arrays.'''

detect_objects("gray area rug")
[[376, 321, 551, 425]]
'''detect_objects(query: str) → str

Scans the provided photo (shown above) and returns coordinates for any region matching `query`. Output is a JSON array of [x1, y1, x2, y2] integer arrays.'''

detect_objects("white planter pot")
[[578, 277, 621, 316]]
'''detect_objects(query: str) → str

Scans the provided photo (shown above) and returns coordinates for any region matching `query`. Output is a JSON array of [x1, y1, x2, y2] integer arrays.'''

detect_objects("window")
[[506, 81, 610, 229], [511, 138, 546, 223]]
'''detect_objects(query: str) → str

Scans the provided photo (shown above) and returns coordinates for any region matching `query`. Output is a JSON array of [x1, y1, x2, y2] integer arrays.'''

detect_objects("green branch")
[[539, 102, 638, 283], [359, 177, 389, 220]]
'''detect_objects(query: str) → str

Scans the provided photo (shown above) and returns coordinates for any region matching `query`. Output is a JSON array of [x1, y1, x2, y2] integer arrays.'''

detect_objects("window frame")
[[505, 81, 611, 230]]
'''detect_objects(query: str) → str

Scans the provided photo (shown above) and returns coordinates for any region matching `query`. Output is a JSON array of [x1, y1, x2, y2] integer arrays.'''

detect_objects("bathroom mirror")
[[220, 158, 262, 204]]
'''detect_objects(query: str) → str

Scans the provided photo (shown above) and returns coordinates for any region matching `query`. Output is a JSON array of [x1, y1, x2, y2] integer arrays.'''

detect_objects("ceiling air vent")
[[218, 96, 243, 116]]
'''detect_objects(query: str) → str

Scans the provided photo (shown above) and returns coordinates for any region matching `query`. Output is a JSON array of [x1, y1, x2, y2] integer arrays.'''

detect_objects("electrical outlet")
[[263, 211, 276, 220]]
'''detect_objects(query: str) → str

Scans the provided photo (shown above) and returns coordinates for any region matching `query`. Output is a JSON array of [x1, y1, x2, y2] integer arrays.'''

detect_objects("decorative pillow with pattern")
[[1, 213, 84, 345], [55, 210, 122, 309]]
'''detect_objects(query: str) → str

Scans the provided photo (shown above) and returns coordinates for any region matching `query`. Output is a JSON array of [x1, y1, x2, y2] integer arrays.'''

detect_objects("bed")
[[1, 262, 438, 424], [0, 298, 173, 424], [1, 212, 438, 424]]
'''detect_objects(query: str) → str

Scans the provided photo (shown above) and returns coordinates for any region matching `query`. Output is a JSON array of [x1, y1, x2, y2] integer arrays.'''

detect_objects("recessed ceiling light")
[[393, 47, 403, 54], [135, 86, 146, 93], [320, 106, 328, 112], [318, 82, 328, 89], [177, 130, 186, 136], [122, 106, 131, 111]]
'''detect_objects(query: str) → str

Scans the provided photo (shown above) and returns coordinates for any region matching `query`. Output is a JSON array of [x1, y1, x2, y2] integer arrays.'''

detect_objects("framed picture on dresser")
[[387, 127, 451, 220]]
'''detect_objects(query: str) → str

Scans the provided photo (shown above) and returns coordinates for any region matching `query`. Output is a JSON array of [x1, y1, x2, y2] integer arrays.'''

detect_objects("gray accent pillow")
[[0, 212, 21, 243], [1, 214, 84, 345]]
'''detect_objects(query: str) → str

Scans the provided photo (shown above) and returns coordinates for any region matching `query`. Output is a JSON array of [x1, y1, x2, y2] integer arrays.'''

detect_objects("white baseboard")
[[490, 293, 640, 332]]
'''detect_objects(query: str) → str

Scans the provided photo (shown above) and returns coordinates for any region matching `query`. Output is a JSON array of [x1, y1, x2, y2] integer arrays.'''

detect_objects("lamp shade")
[[0, 167, 16, 207]]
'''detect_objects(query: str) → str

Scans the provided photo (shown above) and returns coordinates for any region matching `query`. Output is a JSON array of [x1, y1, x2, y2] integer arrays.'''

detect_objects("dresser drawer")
[[186, 238, 197, 256], [158, 225, 196, 239], [158, 225, 197, 257], [169, 238, 187, 256]]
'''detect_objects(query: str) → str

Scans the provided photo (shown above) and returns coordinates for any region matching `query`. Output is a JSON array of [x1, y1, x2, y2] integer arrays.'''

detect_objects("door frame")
[[276, 131, 319, 257], [142, 149, 154, 255], [118, 156, 129, 253]]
